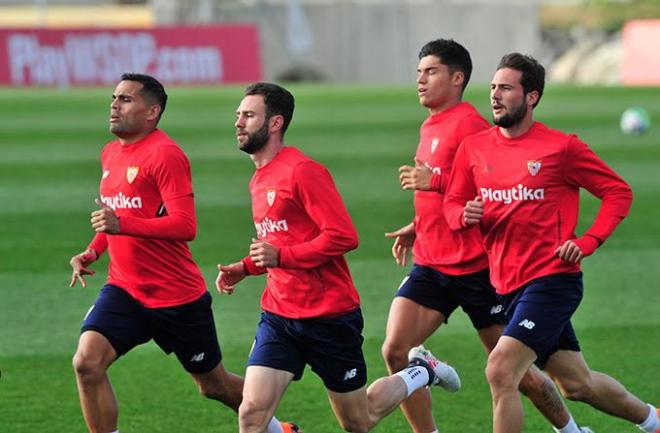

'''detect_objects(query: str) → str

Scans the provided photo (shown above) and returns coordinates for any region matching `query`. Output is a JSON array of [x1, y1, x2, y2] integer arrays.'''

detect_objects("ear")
[[146, 104, 162, 122], [269, 114, 284, 133], [526, 90, 539, 107], [452, 71, 465, 88]]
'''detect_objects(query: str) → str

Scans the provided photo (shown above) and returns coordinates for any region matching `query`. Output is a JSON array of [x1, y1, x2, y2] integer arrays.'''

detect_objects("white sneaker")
[[408, 345, 461, 392], [579, 428, 594, 433]]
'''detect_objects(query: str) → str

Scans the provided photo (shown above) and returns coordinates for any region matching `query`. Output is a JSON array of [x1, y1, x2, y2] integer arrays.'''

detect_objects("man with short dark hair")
[[444, 52, 659, 433], [216, 81, 461, 433], [69, 73, 296, 433]]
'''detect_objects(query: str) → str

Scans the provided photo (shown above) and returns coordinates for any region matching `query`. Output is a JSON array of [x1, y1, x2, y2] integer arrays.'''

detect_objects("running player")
[[444, 52, 660, 433], [216, 82, 460, 433]]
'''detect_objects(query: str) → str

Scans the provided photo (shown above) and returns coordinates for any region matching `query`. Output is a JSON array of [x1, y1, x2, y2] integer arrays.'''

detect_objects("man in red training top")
[[444, 53, 660, 433], [384, 39, 590, 433], [68, 73, 296, 433], [216, 82, 461, 433]]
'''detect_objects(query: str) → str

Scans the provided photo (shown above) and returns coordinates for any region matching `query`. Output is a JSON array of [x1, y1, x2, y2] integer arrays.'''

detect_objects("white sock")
[[109, 431, 119, 433], [553, 415, 580, 433], [638, 404, 660, 433], [429, 430, 439, 433], [395, 366, 430, 396], [266, 416, 284, 433]]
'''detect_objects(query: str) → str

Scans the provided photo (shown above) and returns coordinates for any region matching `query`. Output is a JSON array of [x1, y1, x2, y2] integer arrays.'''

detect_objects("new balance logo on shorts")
[[490, 304, 503, 315], [343, 368, 357, 381], [518, 319, 535, 330], [190, 352, 205, 362]]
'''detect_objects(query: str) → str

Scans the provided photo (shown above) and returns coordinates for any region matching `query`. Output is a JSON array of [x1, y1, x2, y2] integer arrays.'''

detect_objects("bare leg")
[[546, 350, 650, 423], [328, 386, 371, 433], [381, 297, 445, 433], [366, 375, 412, 426], [519, 366, 571, 428], [485, 336, 537, 433], [72, 331, 119, 433], [239, 366, 293, 433], [476, 325, 571, 429], [191, 362, 245, 411], [328, 373, 411, 433]]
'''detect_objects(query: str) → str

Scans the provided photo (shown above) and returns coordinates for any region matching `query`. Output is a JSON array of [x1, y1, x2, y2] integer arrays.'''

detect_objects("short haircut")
[[496, 53, 545, 108], [418, 39, 473, 92], [120, 72, 168, 120], [244, 82, 295, 135]]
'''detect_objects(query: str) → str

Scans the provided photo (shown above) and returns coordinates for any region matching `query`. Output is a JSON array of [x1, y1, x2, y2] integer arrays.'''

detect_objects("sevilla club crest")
[[126, 166, 139, 184], [527, 160, 541, 176], [267, 189, 276, 206]]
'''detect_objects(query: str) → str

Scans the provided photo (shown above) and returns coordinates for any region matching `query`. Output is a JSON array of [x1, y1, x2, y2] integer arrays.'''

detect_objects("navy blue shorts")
[[247, 309, 367, 393], [396, 264, 506, 329], [81, 284, 222, 374], [501, 273, 583, 368]]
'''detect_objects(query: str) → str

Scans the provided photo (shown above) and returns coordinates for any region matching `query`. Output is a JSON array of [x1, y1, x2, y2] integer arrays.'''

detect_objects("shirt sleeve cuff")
[[278, 246, 293, 268], [241, 256, 262, 275], [574, 235, 600, 257], [87, 236, 107, 258]]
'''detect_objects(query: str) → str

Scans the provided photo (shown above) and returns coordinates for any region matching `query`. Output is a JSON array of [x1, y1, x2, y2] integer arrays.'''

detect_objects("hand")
[[91, 198, 120, 234], [215, 262, 247, 295], [554, 240, 584, 263], [249, 238, 280, 268], [385, 223, 415, 266], [399, 158, 433, 191], [69, 249, 98, 288], [463, 196, 484, 226]]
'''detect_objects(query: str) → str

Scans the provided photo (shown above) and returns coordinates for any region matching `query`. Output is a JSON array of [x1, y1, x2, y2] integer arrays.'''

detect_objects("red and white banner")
[[0, 25, 261, 86]]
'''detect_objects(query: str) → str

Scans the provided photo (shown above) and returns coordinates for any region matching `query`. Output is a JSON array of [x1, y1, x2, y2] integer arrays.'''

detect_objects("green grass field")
[[1, 84, 659, 433]]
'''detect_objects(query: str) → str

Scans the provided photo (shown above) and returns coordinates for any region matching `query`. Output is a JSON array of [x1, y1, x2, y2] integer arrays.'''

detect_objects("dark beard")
[[493, 102, 527, 128], [239, 121, 270, 154]]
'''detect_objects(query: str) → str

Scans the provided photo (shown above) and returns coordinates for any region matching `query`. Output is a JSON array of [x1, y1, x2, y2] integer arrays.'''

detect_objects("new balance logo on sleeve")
[[518, 319, 536, 330]]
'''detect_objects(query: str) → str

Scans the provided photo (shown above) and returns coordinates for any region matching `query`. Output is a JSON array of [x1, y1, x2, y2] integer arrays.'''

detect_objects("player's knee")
[[485, 355, 516, 392], [72, 351, 105, 381], [380, 340, 409, 371]]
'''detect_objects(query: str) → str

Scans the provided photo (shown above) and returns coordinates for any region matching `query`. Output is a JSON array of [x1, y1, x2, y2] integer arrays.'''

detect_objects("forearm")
[[567, 137, 634, 247], [118, 195, 197, 241], [241, 256, 267, 275], [581, 188, 633, 250], [119, 212, 196, 241], [278, 230, 358, 269], [87, 233, 108, 257], [444, 200, 469, 230]]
